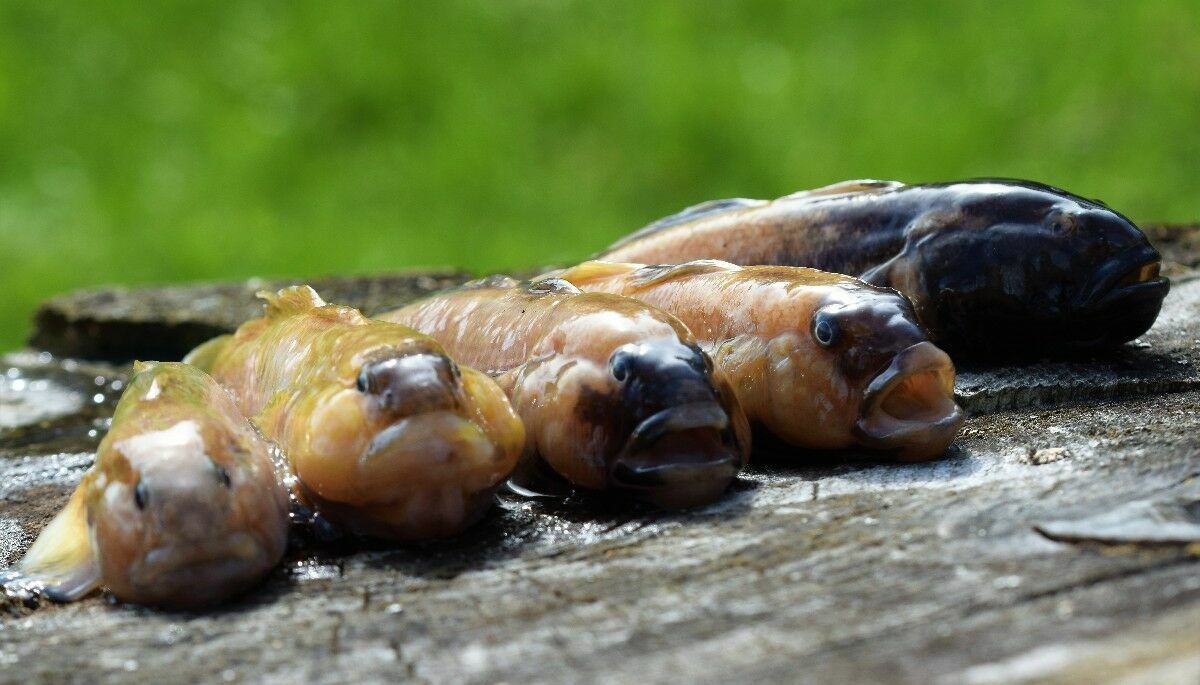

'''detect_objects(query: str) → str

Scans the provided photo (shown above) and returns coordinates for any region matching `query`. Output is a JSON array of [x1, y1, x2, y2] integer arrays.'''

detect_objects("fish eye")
[[610, 353, 631, 381], [356, 368, 370, 393], [134, 480, 149, 510], [1049, 214, 1076, 233], [813, 314, 840, 348], [213, 463, 232, 488]]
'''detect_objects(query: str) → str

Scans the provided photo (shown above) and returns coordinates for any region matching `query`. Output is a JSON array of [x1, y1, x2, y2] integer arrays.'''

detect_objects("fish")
[[552, 260, 963, 460], [598, 180, 1170, 359], [377, 277, 752, 509], [185, 285, 525, 540], [4, 362, 288, 609]]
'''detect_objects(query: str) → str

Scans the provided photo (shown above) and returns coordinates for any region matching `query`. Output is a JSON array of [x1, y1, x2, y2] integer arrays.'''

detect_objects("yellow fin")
[[780, 179, 905, 201], [257, 285, 326, 319], [555, 261, 643, 286], [182, 335, 232, 372], [131, 360, 165, 376], [630, 260, 741, 288], [10, 485, 100, 602]]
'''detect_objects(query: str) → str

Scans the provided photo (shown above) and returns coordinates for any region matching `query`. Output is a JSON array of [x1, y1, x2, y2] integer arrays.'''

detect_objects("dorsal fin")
[[780, 179, 905, 201], [604, 198, 766, 253], [527, 278, 581, 297], [461, 274, 521, 291], [554, 261, 642, 285], [257, 285, 325, 319], [631, 260, 742, 288]]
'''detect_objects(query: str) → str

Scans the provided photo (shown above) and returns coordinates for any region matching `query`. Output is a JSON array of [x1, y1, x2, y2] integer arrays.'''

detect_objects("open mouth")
[[610, 402, 742, 509], [854, 342, 964, 461]]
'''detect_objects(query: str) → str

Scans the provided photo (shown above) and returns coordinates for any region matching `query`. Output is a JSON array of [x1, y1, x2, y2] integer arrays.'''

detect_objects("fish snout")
[[609, 339, 720, 408], [1070, 245, 1170, 344], [609, 402, 742, 509], [854, 341, 964, 461], [358, 353, 463, 415]]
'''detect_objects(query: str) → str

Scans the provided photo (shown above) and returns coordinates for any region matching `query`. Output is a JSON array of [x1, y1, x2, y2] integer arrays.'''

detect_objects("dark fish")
[[599, 180, 1170, 359]]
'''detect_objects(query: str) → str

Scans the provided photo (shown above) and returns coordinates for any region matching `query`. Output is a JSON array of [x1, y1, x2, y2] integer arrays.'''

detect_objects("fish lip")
[[1089, 274, 1170, 312], [1077, 245, 1167, 306], [609, 402, 740, 493], [621, 401, 730, 456], [363, 410, 483, 463], [854, 341, 964, 455], [130, 532, 270, 599]]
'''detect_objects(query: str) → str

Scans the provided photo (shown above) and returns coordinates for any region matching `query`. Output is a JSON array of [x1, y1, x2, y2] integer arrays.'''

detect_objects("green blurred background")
[[1, 1, 1198, 351]]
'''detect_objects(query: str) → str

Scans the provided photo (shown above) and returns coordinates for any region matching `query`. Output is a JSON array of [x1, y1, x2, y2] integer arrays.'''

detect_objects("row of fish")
[[4, 178, 1169, 609]]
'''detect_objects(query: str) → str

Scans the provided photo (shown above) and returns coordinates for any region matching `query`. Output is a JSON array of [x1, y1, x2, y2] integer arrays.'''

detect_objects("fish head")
[[877, 181, 1169, 358], [602, 337, 749, 508], [765, 286, 962, 459], [91, 419, 287, 609], [292, 338, 521, 539]]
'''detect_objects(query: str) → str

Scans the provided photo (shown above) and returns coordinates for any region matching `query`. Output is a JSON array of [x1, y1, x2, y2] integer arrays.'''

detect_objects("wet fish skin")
[[378, 279, 751, 509], [187, 285, 525, 541], [554, 260, 963, 460], [7, 362, 288, 609], [600, 180, 1170, 360]]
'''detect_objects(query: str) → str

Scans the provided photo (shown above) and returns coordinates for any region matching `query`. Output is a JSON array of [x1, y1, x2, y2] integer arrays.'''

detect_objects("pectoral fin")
[[10, 485, 100, 602]]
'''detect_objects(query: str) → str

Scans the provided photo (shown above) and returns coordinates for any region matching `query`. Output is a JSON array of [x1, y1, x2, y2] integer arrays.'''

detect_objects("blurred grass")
[[1, 1, 1198, 351]]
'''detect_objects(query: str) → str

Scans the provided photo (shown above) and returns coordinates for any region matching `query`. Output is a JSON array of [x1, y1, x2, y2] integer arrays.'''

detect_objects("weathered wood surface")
[[2, 227, 1199, 684]]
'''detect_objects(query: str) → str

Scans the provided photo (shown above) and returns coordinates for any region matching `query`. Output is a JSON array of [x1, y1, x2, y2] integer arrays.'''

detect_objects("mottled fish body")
[[378, 278, 751, 509], [7, 362, 288, 609], [600, 180, 1169, 359], [554, 260, 963, 460], [186, 286, 525, 540]]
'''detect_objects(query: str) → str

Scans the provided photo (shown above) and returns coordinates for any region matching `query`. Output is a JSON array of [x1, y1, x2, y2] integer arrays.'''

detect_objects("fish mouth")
[[1080, 246, 1170, 309], [130, 533, 273, 608], [360, 411, 495, 495], [1070, 246, 1170, 346], [854, 342, 964, 461], [609, 402, 742, 509]]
